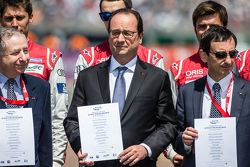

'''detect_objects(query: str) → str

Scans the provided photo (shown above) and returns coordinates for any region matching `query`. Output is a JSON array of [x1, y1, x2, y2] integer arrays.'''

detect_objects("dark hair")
[[99, 0, 132, 12], [0, 0, 33, 17], [0, 27, 25, 56], [199, 25, 237, 54], [192, 1, 228, 27], [108, 8, 143, 34]]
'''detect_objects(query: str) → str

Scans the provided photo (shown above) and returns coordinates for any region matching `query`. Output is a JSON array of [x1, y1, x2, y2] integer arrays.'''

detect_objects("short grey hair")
[[0, 27, 25, 56]]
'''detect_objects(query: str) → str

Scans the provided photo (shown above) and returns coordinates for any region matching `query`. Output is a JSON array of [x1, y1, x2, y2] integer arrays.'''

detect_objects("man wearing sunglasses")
[[175, 25, 250, 167], [74, 0, 178, 106], [170, 1, 228, 87], [164, 1, 229, 166]]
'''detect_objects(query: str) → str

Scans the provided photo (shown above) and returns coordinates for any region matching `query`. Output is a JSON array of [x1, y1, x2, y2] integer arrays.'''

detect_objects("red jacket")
[[170, 52, 208, 86]]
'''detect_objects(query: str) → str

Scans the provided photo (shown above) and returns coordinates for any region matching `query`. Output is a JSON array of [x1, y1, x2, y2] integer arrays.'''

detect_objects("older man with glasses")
[[64, 8, 178, 167]]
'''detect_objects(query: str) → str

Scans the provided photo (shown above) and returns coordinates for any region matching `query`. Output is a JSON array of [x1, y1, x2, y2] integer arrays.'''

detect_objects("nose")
[[117, 32, 125, 42], [19, 51, 29, 61], [11, 18, 18, 28], [224, 54, 233, 64]]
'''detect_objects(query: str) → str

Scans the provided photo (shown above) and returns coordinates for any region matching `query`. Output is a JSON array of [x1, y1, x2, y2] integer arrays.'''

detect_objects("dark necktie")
[[112, 67, 127, 114], [6, 79, 18, 108], [210, 83, 222, 118]]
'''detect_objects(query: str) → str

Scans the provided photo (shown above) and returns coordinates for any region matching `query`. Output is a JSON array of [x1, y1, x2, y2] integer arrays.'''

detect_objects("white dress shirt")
[[109, 56, 137, 101], [0, 74, 23, 100], [202, 73, 234, 118], [109, 56, 152, 157]]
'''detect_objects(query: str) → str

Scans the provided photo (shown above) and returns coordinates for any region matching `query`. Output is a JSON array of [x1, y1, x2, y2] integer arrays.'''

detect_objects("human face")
[[195, 13, 223, 41], [0, 5, 33, 37], [202, 37, 235, 82], [108, 13, 142, 65], [101, 0, 126, 30], [0, 34, 30, 78]]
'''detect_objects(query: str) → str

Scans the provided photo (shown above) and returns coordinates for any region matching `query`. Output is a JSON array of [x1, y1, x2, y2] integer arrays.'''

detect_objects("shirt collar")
[[0, 73, 21, 89], [207, 72, 233, 93], [109, 56, 137, 73]]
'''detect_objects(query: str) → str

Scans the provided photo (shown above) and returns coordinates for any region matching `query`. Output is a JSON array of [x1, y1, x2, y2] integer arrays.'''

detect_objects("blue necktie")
[[112, 67, 127, 114], [6, 79, 18, 108], [210, 83, 222, 118]]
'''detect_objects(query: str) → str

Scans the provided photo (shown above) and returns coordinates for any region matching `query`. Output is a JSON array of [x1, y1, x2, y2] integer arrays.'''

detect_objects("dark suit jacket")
[[64, 58, 177, 167], [0, 74, 52, 167], [175, 75, 250, 167]]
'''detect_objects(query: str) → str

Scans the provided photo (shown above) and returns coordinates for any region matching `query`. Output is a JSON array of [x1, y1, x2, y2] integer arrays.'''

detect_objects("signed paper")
[[195, 117, 237, 167], [0, 108, 35, 166], [78, 103, 123, 161]]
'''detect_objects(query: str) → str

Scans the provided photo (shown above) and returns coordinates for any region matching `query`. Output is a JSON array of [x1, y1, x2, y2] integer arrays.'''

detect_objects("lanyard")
[[0, 77, 29, 105], [205, 75, 234, 117]]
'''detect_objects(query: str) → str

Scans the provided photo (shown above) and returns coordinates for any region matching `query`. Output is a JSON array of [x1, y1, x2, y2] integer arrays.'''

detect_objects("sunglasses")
[[99, 12, 112, 21], [209, 49, 238, 59]]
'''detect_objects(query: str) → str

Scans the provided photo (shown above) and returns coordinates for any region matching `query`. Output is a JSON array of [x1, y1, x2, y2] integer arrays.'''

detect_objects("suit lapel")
[[121, 60, 147, 120], [21, 74, 37, 108], [230, 76, 245, 124], [97, 61, 111, 103], [193, 77, 206, 119], [0, 89, 6, 108]]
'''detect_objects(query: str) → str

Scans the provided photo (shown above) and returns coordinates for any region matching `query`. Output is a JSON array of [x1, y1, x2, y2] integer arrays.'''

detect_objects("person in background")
[[0, 27, 52, 167], [0, 1, 68, 166], [176, 25, 250, 167], [170, 0, 228, 86], [235, 49, 250, 80], [64, 8, 178, 167]]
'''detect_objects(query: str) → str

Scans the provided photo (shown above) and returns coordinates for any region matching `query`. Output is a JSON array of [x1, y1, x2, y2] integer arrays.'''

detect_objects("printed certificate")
[[0, 108, 35, 166], [195, 117, 237, 167], [78, 103, 123, 161]]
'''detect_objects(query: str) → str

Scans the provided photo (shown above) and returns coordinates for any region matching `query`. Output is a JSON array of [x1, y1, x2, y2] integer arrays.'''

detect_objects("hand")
[[182, 127, 198, 146], [173, 153, 184, 167], [119, 145, 148, 166], [77, 150, 94, 166]]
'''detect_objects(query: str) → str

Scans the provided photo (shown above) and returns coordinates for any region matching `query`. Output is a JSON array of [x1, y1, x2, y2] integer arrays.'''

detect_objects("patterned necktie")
[[6, 79, 18, 108], [210, 83, 222, 118], [112, 67, 127, 114]]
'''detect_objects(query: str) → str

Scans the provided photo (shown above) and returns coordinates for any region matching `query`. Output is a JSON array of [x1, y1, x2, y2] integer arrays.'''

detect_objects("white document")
[[0, 108, 35, 166], [78, 103, 123, 161], [195, 117, 237, 167]]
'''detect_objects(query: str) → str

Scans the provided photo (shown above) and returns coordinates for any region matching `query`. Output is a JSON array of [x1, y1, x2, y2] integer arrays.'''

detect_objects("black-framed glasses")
[[99, 12, 112, 21], [209, 49, 238, 59], [110, 30, 137, 38]]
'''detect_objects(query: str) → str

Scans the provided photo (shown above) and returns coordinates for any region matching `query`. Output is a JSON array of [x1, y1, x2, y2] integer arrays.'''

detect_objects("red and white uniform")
[[25, 40, 68, 167], [235, 49, 250, 80], [170, 52, 208, 86], [74, 40, 163, 79]]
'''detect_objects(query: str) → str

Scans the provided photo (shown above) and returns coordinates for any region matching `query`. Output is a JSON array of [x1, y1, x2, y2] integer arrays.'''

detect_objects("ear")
[[29, 14, 33, 23], [199, 49, 208, 63], [139, 32, 144, 44]]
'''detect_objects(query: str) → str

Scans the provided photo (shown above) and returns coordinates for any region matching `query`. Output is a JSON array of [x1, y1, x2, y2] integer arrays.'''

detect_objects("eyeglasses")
[[99, 12, 112, 21], [110, 30, 137, 38], [209, 49, 238, 59]]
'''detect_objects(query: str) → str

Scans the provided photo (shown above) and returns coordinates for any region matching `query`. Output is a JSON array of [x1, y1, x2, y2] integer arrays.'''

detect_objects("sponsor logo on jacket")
[[185, 69, 204, 78], [25, 63, 44, 75]]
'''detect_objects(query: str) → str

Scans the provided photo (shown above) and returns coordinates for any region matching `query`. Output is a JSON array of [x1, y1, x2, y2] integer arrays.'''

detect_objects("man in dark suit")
[[0, 27, 52, 167], [175, 25, 250, 167], [64, 8, 177, 167]]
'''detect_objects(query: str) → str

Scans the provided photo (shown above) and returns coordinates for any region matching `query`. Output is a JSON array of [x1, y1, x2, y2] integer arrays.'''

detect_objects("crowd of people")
[[1, 0, 250, 167]]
